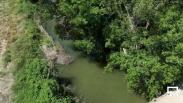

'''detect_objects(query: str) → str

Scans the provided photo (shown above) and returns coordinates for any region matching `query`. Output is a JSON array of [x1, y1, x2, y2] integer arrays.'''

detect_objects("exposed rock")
[[56, 46, 73, 65], [42, 45, 73, 65], [150, 89, 183, 103], [36, 16, 73, 65]]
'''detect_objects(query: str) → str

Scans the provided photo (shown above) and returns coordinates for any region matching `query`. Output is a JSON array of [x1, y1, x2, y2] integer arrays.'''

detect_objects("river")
[[44, 20, 147, 103]]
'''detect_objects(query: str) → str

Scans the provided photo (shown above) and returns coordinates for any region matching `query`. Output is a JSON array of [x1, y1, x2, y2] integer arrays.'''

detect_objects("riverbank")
[[55, 0, 183, 101], [0, 0, 72, 103], [44, 18, 146, 103], [35, 18, 73, 65]]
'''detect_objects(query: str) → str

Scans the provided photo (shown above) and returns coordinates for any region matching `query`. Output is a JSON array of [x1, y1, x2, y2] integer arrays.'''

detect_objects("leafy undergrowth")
[[3, 0, 70, 103], [56, 0, 183, 100]]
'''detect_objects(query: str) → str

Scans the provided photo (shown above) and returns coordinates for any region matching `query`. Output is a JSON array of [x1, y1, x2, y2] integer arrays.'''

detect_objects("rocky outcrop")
[[36, 16, 73, 65], [42, 45, 73, 65]]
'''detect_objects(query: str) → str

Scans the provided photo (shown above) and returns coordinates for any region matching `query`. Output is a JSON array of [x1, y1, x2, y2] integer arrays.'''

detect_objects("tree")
[[56, 0, 183, 100]]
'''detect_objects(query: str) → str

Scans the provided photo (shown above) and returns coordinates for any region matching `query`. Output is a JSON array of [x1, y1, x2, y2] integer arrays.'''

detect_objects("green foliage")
[[133, 0, 156, 20], [125, 53, 180, 99], [6, 1, 71, 103], [3, 50, 11, 66], [10, 19, 70, 103], [106, 52, 181, 100], [74, 40, 95, 55], [19, 0, 53, 20], [56, 0, 183, 100], [104, 20, 128, 50], [18, 0, 38, 17]]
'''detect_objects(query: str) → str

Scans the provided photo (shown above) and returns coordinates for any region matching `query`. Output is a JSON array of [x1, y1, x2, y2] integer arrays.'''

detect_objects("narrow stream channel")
[[44, 20, 147, 103]]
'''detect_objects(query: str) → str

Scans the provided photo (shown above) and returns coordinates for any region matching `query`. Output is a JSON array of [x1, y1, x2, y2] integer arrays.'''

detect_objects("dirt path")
[[0, 39, 12, 103], [0, 0, 20, 102]]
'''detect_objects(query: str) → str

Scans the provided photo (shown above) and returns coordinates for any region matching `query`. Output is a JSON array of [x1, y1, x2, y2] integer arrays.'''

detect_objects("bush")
[[74, 40, 95, 55], [7, 1, 71, 102]]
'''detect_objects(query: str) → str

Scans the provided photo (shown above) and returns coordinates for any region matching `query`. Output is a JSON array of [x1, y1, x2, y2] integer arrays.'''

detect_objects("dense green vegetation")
[[5, 0, 71, 103], [11, 20, 70, 103], [5, 0, 183, 102], [55, 0, 183, 100]]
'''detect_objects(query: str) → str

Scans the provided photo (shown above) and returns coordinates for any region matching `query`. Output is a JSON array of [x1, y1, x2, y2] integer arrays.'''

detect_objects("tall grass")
[[5, 0, 70, 103]]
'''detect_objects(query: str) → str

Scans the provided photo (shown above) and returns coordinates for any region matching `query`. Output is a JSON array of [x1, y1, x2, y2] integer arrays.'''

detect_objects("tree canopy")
[[56, 0, 183, 100]]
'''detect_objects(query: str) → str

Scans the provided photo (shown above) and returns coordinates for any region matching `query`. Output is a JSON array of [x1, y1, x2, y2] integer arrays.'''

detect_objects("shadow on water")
[[44, 19, 147, 103], [54, 76, 83, 103]]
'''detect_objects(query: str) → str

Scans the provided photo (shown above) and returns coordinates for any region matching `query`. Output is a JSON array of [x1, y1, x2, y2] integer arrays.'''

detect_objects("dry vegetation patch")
[[0, 0, 22, 102]]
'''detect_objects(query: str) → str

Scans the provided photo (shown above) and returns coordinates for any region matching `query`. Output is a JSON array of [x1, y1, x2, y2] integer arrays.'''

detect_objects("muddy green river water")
[[44, 20, 146, 103]]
